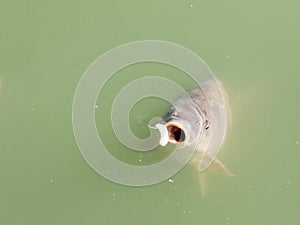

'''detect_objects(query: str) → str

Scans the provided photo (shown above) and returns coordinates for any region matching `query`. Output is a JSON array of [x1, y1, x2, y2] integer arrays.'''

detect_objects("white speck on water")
[[138, 153, 143, 162], [168, 178, 174, 183], [31, 107, 35, 111], [227, 216, 231, 221], [226, 55, 230, 58], [176, 201, 180, 205], [296, 140, 299, 144], [190, 4, 194, 8], [50, 179, 54, 183], [94, 104, 99, 110]]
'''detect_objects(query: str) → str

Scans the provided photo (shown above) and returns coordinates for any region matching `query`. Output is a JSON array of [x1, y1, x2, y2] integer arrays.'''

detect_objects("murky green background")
[[1, 1, 299, 225]]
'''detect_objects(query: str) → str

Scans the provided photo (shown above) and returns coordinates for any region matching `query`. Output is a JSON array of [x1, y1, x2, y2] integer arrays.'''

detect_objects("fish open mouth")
[[165, 122, 186, 144]]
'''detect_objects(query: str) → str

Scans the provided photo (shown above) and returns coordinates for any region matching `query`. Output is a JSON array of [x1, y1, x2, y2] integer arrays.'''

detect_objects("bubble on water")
[[190, 4, 194, 8], [168, 178, 174, 183], [50, 179, 54, 183]]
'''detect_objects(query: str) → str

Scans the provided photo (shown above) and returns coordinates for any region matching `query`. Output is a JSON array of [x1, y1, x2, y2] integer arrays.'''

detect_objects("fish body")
[[155, 79, 231, 174]]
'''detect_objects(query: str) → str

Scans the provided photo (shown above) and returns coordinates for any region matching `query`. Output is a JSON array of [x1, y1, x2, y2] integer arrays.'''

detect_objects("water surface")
[[0, 1, 299, 225]]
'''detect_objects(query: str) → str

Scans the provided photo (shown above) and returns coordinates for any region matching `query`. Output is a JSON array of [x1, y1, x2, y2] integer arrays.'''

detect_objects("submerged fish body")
[[155, 79, 231, 173]]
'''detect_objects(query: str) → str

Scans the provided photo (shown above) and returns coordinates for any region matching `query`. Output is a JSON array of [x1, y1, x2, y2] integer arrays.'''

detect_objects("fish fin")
[[208, 159, 235, 177], [198, 171, 207, 197]]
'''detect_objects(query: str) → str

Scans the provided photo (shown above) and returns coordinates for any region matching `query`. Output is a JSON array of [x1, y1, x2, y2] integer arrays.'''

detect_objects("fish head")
[[156, 104, 203, 147]]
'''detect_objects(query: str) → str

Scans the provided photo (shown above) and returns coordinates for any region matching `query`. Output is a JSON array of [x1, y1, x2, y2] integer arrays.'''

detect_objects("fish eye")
[[205, 119, 209, 130]]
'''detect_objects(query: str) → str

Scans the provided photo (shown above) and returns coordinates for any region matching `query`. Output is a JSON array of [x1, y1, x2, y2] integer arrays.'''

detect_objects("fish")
[[154, 79, 233, 194]]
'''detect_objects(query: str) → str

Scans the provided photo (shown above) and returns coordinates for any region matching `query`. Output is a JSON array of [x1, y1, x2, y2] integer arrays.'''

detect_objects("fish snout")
[[155, 121, 187, 146], [165, 121, 186, 145]]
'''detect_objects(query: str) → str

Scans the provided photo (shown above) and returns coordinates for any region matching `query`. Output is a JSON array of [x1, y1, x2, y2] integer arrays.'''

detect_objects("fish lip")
[[154, 123, 169, 146], [165, 121, 186, 145]]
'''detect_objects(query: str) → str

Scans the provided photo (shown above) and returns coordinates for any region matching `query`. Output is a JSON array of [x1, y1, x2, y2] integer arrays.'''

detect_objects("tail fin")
[[208, 158, 234, 176], [198, 172, 207, 197], [197, 159, 234, 197]]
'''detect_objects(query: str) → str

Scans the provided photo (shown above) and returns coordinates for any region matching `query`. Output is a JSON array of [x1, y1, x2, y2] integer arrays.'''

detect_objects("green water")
[[1, 1, 299, 225]]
